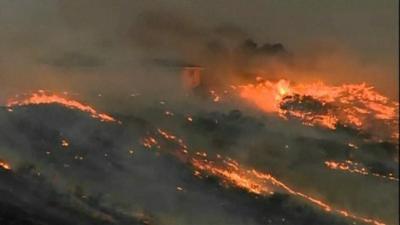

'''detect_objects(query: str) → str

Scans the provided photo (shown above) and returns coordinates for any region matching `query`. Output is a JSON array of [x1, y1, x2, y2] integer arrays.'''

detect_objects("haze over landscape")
[[0, 1, 398, 225]]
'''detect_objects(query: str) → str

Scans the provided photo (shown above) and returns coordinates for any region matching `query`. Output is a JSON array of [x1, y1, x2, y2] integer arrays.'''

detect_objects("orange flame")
[[157, 128, 188, 150], [0, 160, 11, 170], [237, 79, 291, 112], [153, 128, 386, 225], [325, 160, 398, 181], [142, 136, 159, 149], [210, 90, 221, 102], [235, 79, 399, 141], [61, 139, 69, 148], [191, 156, 273, 195], [6, 90, 117, 123], [192, 154, 385, 225]]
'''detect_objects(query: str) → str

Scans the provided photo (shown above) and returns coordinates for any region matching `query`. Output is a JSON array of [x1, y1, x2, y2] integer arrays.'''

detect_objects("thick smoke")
[[0, 1, 397, 103], [129, 10, 398, 99], [131, 10, 291, 88], [0, 2, 398, 225]]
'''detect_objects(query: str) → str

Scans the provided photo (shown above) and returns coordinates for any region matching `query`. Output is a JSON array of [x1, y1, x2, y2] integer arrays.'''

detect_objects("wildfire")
[[235, 79, 399, 141], [157, 128, 188, 150], [164, 111, 174, 116], [237, 79, 291, 112], [0, 160, 11, 170], [192, 154, 385, 225], [209, 90, 221, 102], [191, 156, 273, 195], [348, 143, 359, 150], [142, 136, 159, 149], [61, 139, 69, 148], [153, 127, 386, 225], [6, 90, 117, 123], [325, 160, 399, 181]]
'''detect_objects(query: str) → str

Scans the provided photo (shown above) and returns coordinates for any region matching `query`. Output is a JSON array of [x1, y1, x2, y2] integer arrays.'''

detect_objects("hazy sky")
[[0, 0, 398, 99], [0, 2, 398, 224]]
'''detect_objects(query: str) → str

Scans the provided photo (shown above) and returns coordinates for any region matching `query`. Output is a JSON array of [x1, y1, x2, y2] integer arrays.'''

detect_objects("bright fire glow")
[[235, 79, 399, 141], [142, 136, 159, 149], [0, 160, 11, 170], [6, 90, 117, 123], [153, 128, 386, 225], [325, 160, 398, 181], [210, 90, 221, 102], [191, 156, 273, 195], [61, 139, 69, 148], [192, 154, 385, 225]]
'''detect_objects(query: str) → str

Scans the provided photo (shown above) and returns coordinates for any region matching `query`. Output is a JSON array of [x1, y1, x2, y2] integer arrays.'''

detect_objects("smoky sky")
[[0, 2, 398, 224], [0, 0, 398, 102]]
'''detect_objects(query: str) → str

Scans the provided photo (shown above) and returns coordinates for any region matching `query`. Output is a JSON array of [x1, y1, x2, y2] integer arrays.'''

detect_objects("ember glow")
[[6, 90, 117, 123], [61, 139, 69, 148], [154, 129, 276, 196], [157, 128, 188, 150], [325, 160, 399, 182], [142, 136, 159, 149], [2, 86, 395, 225], [192, 153, 385, 225], [0, 160, 11, 171], [209, 90, 221, 102], [0, 2, 397, 225], [154, 128, 387, 225], [236, 78, 399, 141], [192, 159, 273, 194]]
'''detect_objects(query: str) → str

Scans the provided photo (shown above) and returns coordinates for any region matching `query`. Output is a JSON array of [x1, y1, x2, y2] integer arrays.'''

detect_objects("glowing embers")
[[6, 90, 117, 123], [142, 136, 159, 149], [157, 128, 188, 150], [325, 160, 399, 181], [192, 154, 385, 225], [0, 159, 11, 170], [191, 155, 273, 195], [236, 79, 398, 140], [61, 139, 70, 148], [250, 169, 386, 225], [209, 90, 221, 102], [146, 125, 386, 225], [279, 94, 338, 129]]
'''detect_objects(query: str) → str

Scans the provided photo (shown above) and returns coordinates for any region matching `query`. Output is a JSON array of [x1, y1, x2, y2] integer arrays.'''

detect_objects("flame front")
[[236, 79, 399, 141], [6, 90, 117, 123], [150, 128, 386, 225], [191, 156, 273, 195], [3, 87, 394, 225], [191, 153, 385, 225], [237, 79, 291, 112]]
